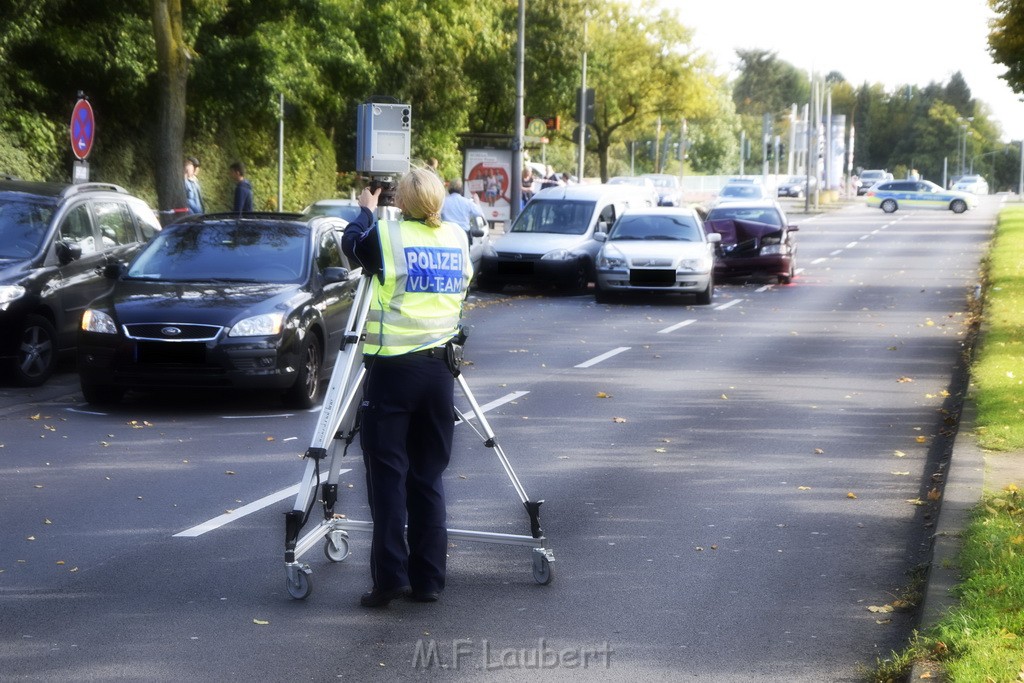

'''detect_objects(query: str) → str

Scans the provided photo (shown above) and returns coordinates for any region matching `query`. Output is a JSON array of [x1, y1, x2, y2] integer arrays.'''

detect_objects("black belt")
[[410, 346, 445, 359]]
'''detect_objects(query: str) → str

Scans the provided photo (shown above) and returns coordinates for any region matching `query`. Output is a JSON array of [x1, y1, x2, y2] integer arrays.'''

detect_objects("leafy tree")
[[152, 0, 189, 221], [989, 0, 1024, 95], [584, 0, 722, 180], [732, 49, 809, 118]]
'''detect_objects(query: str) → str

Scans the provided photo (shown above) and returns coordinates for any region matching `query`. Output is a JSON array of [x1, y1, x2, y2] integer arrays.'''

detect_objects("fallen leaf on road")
[[596, 391, 611, 399], [798, 486, 811, 491], [894, 450, 907, 458], [654, 448, 666, 453], [29, 414, 40, 420], [720, 394, 728, 400], [225, 471, 236, 475], [891, 471, 910, 476], [868, 605, 894, 613], [612, 417, 627, 423], [266, 436, 275, 442], [897, 376, 913, 383], [927, 488, 942, 501], [814, 448, 824, 454], [906, 498, 925, 506], [253, 619, 270, 626], [847, 492, 858, 499], [915, 436, 928, 443]]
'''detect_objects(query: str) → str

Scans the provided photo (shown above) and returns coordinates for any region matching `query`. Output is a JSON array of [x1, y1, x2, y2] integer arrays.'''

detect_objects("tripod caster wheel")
[[287, 569, 312, 600], [532, 556, 553, 585], [324, 535, 350, 562]]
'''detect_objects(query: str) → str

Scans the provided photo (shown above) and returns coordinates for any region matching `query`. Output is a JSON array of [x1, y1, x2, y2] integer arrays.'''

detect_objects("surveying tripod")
[[283, 274, 555, 600]]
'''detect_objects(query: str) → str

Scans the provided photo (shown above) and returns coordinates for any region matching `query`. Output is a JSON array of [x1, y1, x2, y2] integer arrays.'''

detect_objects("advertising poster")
[[464, 148, 512, 224]]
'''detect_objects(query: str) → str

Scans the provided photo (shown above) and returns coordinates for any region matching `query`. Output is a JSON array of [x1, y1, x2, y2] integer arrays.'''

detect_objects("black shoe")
[[409, 591, 440, 603], [359, 585, 410, 608]]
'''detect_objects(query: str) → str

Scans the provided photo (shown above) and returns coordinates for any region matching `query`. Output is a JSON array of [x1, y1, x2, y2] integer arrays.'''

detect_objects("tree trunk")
[[151, 0, 189, 225]]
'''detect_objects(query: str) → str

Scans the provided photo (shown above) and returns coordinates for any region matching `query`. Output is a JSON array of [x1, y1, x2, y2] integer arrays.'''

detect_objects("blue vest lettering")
[[404, 247, 463, 293]]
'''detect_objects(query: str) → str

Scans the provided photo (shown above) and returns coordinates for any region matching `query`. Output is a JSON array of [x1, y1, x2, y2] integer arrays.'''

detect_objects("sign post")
[[69, 95, 95, 183]]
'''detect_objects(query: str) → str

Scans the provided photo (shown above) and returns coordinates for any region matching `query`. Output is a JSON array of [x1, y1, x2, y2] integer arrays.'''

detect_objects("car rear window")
[[705, 207, 782, 227]]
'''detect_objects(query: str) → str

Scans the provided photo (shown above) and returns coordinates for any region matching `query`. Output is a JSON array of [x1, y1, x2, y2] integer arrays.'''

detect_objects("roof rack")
[[60, 182, 130, 199]]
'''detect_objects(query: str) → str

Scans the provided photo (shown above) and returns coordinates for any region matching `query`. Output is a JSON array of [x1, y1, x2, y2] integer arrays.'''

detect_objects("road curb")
[[908, 398, 986, 681]]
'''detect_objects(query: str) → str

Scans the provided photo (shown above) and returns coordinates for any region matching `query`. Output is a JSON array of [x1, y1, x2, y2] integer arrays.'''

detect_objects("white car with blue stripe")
[[865, 179, 977, 214]]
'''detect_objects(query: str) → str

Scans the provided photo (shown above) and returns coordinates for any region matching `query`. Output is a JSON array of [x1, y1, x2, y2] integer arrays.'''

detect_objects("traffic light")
[[577, 88, 595, 124]]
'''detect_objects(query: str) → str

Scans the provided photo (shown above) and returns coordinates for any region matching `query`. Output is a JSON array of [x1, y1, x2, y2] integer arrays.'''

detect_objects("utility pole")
[[511, 0, 525, 219], [577, 19, 587, 182]]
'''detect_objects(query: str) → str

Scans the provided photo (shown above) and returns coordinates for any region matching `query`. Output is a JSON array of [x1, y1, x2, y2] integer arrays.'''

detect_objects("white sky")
[[642, 0, 1024, 141]]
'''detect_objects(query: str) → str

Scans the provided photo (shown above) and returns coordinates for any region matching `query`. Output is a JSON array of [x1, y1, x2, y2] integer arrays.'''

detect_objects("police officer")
[[341, 167, 473, 608]]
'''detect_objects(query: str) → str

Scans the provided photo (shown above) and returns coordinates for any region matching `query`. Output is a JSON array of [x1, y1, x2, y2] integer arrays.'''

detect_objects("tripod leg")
[[455, 373, 544, 539]]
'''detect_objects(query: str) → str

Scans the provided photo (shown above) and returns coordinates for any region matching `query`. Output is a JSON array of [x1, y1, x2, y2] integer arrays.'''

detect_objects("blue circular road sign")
[[70, 99, 95, 160]]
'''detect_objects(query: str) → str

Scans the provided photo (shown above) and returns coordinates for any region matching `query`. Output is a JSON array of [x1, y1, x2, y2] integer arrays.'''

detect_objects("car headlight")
[[598, 247, 627, 269], [540, 248, 571, 261], [761, 244, 783, 255], [229, 312, 284, 337], [81, 309, 118, 334], [678, 256, 712, 272], [0, 285, 26, 310]]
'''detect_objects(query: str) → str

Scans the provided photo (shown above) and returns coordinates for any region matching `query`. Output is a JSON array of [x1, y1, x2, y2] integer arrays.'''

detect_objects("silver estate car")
[[594, 206, 720, 304]]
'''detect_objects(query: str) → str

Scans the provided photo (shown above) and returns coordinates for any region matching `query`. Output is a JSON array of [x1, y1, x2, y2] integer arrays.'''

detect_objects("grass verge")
[[974, 205, 1024, 451], [870, 205, 1024, 681]]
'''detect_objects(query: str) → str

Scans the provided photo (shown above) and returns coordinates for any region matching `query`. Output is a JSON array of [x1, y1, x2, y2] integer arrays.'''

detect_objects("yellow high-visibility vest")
[[364, 219, 473, 357]]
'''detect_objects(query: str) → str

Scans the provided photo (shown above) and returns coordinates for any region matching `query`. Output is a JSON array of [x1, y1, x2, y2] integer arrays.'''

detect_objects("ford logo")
[[161, 326, 182, 337]]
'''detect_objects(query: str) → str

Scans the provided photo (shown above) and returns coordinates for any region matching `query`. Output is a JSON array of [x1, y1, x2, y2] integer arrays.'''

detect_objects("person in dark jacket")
[[229, 161, 253, 212]]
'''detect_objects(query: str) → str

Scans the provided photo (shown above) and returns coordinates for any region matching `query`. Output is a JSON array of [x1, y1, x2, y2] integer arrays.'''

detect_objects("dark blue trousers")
[[360, 353, 454, 594]]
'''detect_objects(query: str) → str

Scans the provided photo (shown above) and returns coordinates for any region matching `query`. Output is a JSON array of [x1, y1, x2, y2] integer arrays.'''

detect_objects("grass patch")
[[974, 205, 1024, 451], [870, 485, 1024, 682]]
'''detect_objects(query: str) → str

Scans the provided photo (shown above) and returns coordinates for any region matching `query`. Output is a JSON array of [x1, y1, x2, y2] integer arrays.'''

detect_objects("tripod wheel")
[[324, 535, 350, 562], [287, 570, 312, 599], [532, 556, 553, 585]]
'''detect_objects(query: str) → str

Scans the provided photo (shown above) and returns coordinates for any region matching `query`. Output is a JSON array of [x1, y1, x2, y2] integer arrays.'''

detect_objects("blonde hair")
[[397, 167, 445, 228]]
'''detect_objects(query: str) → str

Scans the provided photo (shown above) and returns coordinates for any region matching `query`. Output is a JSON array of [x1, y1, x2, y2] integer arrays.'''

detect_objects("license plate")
[[629, 269, 675, 285]]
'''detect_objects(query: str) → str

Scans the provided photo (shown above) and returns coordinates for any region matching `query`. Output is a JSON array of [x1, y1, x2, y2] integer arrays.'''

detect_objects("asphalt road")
[[0, 198, 997, 681]]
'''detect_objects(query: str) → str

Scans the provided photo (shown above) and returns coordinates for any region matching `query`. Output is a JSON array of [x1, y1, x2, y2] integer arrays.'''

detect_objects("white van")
[[477, 184, 656, 292]]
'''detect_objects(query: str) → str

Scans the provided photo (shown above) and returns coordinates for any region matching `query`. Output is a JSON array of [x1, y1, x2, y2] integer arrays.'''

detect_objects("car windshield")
[[861, 171, 884, 180], [705, 207, 783, 228], [645, 176, 678, 189], [304, 203, 361, 222], [610, 214, 701, 241], [720, 184, 763, 198], [0, 197, 55, 259], [127, 222, 309, 282], [510, 199, 594, 235]]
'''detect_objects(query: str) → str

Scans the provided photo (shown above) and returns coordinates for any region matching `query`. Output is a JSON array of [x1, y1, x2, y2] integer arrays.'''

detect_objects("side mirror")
[[787, 225, 799, 232], [102, 262, 126, 279], [55, 240, 82, 265], [322, 267, 350, 284], [594, 232, 608, 243], [706, 232, 722, 243]]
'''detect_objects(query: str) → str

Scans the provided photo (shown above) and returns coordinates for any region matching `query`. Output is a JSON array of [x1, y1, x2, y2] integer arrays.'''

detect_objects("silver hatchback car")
[[594, 206, 720, 304]]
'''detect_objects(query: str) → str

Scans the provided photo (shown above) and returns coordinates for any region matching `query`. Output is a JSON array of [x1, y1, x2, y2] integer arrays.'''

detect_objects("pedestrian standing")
[[341, 167, 473, 608], [184, 156, 205, 214], [441, 177, 484, 232], [229, 161, 253, 213]]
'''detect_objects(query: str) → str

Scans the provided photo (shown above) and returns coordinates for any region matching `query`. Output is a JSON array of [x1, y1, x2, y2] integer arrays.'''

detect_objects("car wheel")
[[880, 199, 898, 213], [695, 277, 714, 305], [284, 334, 322, 409], [10, 314, 57, 387], [81, 380, 125, 406], [562, 259, 589, 294], [950, 199, 967, 214], [595, 285, 616, 304]]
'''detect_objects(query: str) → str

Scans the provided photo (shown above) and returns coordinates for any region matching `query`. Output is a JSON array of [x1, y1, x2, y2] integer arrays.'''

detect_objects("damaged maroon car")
[[703, 201, 798, 284]]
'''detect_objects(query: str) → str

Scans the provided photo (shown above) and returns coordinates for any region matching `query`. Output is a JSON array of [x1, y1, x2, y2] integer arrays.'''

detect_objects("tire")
[[881, 199, 898, 214], [778, 260, 795, 285], [695, 277, 714, 305], [81, 380, 125, 406], [10, 314, 57, 387], [595, 285, 615, 304], [562, 259, 589, 294], [950, 199, 967, 214], [283, 334, 322, 409]]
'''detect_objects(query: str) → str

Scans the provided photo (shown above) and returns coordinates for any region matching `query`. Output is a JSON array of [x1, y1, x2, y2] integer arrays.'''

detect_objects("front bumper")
[[480, 254, 582, 287], [596, 267, 711, 293], [715, 254, 792, 279], [78, 332, 303, 391]]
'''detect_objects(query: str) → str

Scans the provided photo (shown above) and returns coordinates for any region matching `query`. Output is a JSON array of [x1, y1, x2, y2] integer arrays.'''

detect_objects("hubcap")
[[18, 326, 53, 377]]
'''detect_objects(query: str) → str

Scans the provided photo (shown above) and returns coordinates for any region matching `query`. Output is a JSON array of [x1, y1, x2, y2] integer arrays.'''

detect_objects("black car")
[[0, 179, 161, 386], [77, 213, 361, 407]]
